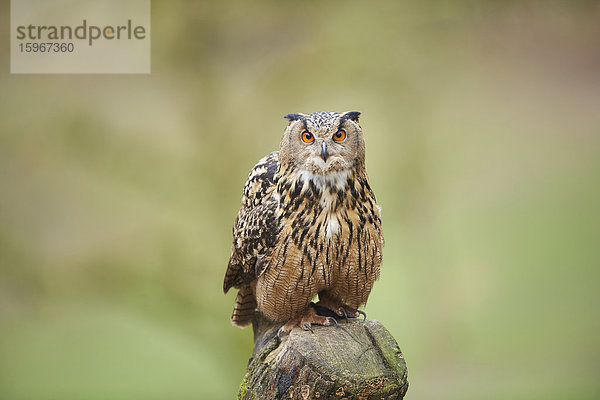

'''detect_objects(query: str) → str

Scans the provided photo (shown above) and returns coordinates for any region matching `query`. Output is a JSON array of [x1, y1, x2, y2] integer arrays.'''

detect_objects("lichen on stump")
[[239, 318, 408, 399]]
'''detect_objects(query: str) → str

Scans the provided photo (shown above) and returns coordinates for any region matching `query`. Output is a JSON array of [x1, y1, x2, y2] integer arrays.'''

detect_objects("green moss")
[[237, 373, 250, 400]]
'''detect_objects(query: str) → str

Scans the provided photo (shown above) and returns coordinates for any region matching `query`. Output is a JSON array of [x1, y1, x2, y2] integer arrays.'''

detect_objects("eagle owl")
[[223, 111, 384, 333]]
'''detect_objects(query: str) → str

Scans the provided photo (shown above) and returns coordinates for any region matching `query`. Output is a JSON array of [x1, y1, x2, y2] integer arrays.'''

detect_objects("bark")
[[238, 316, 408, 399]]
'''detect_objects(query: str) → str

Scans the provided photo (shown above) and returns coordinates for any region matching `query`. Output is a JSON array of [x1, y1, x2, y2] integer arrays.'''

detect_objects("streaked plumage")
[[224, 111, 384, 332]]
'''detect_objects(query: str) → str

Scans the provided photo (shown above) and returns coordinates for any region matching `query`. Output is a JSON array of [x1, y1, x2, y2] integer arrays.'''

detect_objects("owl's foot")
[[340, 306, 367, 320], [314, 299, 367, 321], [276, 307, 337, 339], [311, 300, 367, 321]]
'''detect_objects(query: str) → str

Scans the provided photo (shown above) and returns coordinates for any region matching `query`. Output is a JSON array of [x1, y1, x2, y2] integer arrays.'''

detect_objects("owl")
[[223, 111, 384, 334]]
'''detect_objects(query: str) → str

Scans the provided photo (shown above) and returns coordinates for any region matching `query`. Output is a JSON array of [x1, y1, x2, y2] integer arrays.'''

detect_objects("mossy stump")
[[238, 318, 408, 399]]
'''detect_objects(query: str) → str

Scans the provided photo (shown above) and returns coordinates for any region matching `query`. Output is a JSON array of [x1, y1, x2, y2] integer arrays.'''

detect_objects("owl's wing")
[[223, 152, 279, 293]]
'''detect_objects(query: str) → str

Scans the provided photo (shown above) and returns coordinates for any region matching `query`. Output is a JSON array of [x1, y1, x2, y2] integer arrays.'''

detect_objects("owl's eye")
[[301, 130, 314, 143], [333, 129, 346, 142]]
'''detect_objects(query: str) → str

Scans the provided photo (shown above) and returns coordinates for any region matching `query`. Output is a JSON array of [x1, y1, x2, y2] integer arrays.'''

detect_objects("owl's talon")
[[340, 308, 349, 320], [327, 316, 339, 328], [277, 326, 285, 340], [303, 323, 314, 333], [358, 310, 367, 320]]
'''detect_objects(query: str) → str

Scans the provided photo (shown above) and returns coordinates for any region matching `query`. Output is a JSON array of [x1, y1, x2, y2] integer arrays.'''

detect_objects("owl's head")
[[278, 111, 365, 176]]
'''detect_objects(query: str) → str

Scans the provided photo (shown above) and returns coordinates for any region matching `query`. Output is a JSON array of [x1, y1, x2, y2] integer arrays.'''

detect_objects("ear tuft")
[[284, 113, 304, 122], [343, 111, 361, 122]]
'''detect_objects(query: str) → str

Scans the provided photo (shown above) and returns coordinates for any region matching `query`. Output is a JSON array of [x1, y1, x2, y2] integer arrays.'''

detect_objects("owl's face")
[[279, 111, 365, 175]]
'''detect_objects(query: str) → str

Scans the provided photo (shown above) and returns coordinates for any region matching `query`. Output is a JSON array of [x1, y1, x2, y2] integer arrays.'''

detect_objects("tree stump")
[[238, 316, 408, 399]]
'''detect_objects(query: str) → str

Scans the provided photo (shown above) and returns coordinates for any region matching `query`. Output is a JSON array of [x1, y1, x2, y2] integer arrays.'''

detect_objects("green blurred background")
[[1, 1, 599, 399]]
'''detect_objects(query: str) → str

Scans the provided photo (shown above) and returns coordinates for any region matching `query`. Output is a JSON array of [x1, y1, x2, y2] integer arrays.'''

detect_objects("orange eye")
[[333, 129, 346, 142], [301, 130, 314, 143]]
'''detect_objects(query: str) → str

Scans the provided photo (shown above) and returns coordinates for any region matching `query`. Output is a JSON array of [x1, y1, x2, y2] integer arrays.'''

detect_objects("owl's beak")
[[321, 142, 329, 162]]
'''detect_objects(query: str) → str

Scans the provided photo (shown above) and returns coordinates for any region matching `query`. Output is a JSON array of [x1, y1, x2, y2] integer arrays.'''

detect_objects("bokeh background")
[[1, 1, 599, 399]]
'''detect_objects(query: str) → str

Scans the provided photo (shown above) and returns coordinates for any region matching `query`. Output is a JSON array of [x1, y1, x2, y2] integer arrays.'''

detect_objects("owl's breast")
[[273, 169, 383, 276]]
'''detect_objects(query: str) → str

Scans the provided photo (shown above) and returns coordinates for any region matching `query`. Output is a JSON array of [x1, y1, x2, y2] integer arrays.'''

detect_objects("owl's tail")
[[231, 284, 257, 327]]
